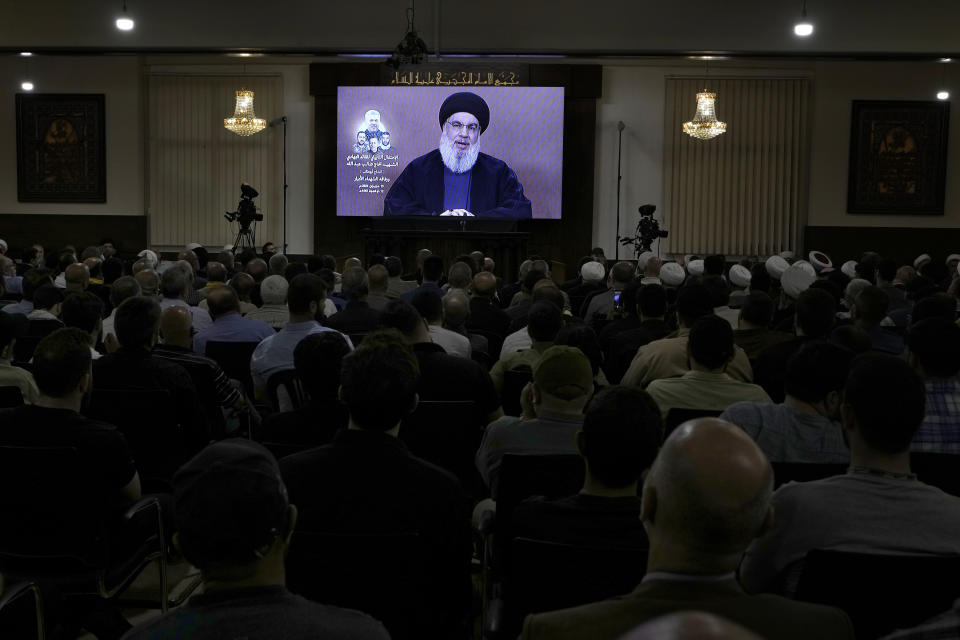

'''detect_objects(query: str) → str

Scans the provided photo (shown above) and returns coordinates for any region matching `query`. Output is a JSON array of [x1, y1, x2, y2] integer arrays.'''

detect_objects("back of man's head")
[[688, 315, 735, 370], [580, 386, 663, 489], [61, 292, 104, 335], [102, 257, 123, 284], [531, 280, 565, 311], [702, 275, 730, 308], [795, 288, 836, 338], [380, 300, 426, 339], [443, 292, 470, 328], [704, 255, 726, 277], [422, 255, 444, 282], [675, 284, 714, 328], [877, 258, 898, 283], [206, 261, 227, 283], [246, 258, 268, 283], [284, 262, 308, 283], [454, 254, 478, 276], [161, 267, 188, 300], [22, 268, 53, 302], [367, 264, 388, 294], [287, 274, 326, 315], [784, 340, 854, 403], [32, 284, 62, 311], [206, 285, 241, 320], [268, 253, 288, 276], [844, 354, 925, 455], [644, 418, 773, 562], [385, 255, 403, 278], [740, 291, 774, 328], [749, 263, 771, 294], [64, 263, 89, 292], [610, 261, 635, 287], [115, 296, 162, 349], [526, 301, 563, 343], [912, 293, 957, 324], [473, 271, 498, 298], [522, 269, 547, 294], [907, 317, 960, 378], [340, 330, 420, 430], [411, 289, 443, 324], [447, 262, 473, 290], [853, 285, 889, 327], [135, 269, 160, 298], [58, 251, 77, 275], [341, 267, 369, 301], [178, 250, 200, 276], [32, 328, 92, 398], [638, 284, 667, 319], [294, 331, 351, 401]]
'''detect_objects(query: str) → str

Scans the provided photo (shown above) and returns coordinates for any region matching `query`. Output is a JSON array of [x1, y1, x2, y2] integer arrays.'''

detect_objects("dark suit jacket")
[[322, 300, 381, 335], [520, 578, 854, 640], [467, 297, 511, 338], [383, 149, 532, 219]]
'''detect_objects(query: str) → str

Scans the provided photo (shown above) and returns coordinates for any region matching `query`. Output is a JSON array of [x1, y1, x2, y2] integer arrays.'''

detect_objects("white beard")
[[438, 133, 480, 174]]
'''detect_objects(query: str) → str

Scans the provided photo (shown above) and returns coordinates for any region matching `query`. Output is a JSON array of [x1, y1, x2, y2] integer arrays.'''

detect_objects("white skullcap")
[[793, 260, 817, 278], [779, 250, 795, 260], [947, 254, 960, 265], [729, 264, 752, 288], [765, 255, 789, 280], [809, 251, 832, 271], [637, 251, 655, 270], [581, 261, 606, 283], [841, 260, 858, 279], [660, 262, 686, 286], [137, 249, 158, 266], [914, 254, 932, 269], [185, 242, 203, 251], [687, 259, 705, 276], [781, 264, 815, 299], [260, 275, 289, 305]]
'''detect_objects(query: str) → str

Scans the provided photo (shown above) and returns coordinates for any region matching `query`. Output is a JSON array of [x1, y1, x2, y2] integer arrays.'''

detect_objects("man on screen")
[[383, 92, 532, 219], [365, 110, 383, 140], [380, 131, 392, 151]]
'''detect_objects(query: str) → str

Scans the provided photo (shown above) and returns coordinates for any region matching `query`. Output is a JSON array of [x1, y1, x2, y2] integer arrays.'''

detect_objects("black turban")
[[438, 92, 490, 134]]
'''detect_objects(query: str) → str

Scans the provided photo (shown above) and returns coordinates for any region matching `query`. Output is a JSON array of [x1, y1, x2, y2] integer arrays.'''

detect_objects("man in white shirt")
[[411, 289, 471, 358]]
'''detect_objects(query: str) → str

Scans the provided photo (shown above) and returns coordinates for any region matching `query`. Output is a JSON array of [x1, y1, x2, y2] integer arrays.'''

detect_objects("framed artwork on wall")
[[847, 100, 949, 215], [16, 93, 106, 203]]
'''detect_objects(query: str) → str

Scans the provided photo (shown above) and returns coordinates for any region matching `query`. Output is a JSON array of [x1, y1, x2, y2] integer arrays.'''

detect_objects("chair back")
[[771, 462, 848, 489], [12, 319, 63, 364], [266, 370, 306, 413], [287, 531, 426, 640], [0, 386, 24, 408], [203, 341, 260, 399], [912, 452, 960, 497], [400, 400, 484, 495], [88, 388, 182, 488], [663, 408, 723, 440], [501, 367, 533, 417], [470, 328, 503, 361], [796, 549, 960, 639]]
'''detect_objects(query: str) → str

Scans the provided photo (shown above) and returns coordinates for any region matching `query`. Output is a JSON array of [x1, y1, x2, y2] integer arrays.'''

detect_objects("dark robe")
[[383, 149, 532, 219]]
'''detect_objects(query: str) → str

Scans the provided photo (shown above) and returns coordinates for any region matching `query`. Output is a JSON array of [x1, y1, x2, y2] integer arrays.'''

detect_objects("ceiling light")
[[385, 4, 429, 70], [115, 1, 134, 31], [683, 91, 727, 140], [941, 58, 953, 63], [224, 88, 267, 136], [937, 90, 950, 100], [793, 0, 813, 37], [21, 81, 34, 91], [19, 52, 32, 57]]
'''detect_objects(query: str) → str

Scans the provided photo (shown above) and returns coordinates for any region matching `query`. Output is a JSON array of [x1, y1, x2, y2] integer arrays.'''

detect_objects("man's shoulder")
[[405, 148, 442, 171]]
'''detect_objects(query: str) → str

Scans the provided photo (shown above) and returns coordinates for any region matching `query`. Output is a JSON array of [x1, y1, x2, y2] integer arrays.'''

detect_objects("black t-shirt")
[[511, 493, 648, 550], [121, 585, 390, 640], [412, 342, 501, 416]]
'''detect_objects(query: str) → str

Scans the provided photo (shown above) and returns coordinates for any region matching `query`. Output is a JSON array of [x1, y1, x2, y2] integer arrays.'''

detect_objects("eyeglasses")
[[446, 120, 480, 134]]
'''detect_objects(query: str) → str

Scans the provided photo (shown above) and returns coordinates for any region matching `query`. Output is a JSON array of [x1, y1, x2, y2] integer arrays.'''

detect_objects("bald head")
[[64, 263, 90, 292], [643, 418, 773, 570], [206, 261, 227, 283], [160, 305, 193, 348], [619, 612, 763, 640], [246, 258, 268, 283], [206, 285, 241, 319], [344, 257, 362, 271], [368, 264, 388, 294], [473, 271, 498, 298], [443, 291, 471, 328], [448, 262, 473, 290]]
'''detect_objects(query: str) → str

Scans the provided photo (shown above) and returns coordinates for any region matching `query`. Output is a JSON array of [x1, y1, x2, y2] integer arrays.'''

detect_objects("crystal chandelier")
[[682, 90, 727, 140], [224, 88, 267, 136]]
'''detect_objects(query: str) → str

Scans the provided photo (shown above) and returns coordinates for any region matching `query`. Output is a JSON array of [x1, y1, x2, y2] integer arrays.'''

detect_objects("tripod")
[[231, 221, 257, 253]]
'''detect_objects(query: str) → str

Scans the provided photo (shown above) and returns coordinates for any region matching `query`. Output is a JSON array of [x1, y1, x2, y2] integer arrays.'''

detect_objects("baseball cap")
[[533, 345, 594, 401], [173, 439, 289, 567]]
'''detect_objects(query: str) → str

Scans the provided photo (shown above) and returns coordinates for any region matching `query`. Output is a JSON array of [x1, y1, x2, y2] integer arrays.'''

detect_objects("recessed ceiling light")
[[21, 81, 34, 91], [19, 52, 32, 57], [937, 90, 950, 100]]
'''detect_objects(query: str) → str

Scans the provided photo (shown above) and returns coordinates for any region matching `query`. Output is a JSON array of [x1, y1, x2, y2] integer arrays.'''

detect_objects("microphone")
[[617, 121, 626, 131]]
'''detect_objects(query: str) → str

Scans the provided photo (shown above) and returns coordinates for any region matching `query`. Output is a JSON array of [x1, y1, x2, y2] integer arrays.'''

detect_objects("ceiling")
[[2, 0, 958, 59]]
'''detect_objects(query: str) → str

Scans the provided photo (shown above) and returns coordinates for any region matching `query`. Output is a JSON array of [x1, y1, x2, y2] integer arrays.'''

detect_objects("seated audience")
[[193, 285, 274, 355], [501, 281, 570, 355], [2, 267, 53, 316], [412, 289, 471, 358], [477, 345, 594, 496], [0, 313, 38, 403], [323, 266, 382, 336], [733, 291, 793, 359], [704, 275, 740, 329], [645, 315, 770, 420], [740, 355, 960, 597], [401, 254, 444, 302], [566, 260, 607, 312], [251, 274, 352, 400], [506, 268, 548, 322], [490, 301, 562, 392], [123, 439, 389, 639], [198, 260, 228, 299], [269, 252, 288, 277], [102, 276, 141, 343], [555, 324, 608, 386], [385, 255, 416, 299], [597, 279, 644, 352], [876, 257, 910, 312], [379, 300, 501, 421], [468, 270, 511, 338], [159, 264, 212, 333], [512, 386, 661, 548], [520, 417, 853, 640], [906, 317, 960, 453], [258, 331, 351, 447], [720, 341, 852, 464], [280, 331, 472, 638], [604, 284, 673, 384], [443, 290, 488, 355], [365, 264, 391, 311], [622, 284, 753, 388], [61, 291, 105, 360], [444, 261, 473, 294], [134, 268, 160, 299], [584, 261, 634, 325], [245, 275, 290, 330], [64, 262, 90, 293], [853, 284, 905, 355]]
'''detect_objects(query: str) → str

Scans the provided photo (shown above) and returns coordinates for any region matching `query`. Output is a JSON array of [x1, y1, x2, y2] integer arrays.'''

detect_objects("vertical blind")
[[147, 74, 284, 249], [663, 77, 811, 257]]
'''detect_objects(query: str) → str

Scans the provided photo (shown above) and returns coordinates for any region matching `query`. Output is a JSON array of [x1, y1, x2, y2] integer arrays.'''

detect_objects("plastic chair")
[[204, 341, 261, 400], [286, 531, 428, 640], [663, 408, 723, 440], [0, 580, 45, 640], [795, 549, 960, 639], [400, 400, 485, 496], [912, 452, 960, 497], [771, 462, 848, 489], [501, 367, 533, 417], [0, 386, 24, 409], [266, 369, 306, 413]]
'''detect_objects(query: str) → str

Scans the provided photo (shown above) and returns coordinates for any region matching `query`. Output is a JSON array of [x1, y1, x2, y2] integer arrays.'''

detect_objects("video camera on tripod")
[[224, 183, 264, 251]]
